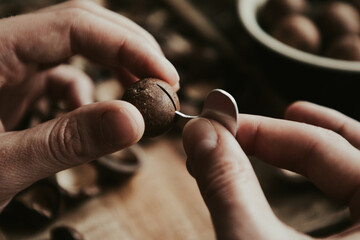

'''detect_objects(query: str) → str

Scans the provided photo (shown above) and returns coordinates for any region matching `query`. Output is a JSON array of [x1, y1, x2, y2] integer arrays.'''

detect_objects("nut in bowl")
[[238, 0, 360, 72]]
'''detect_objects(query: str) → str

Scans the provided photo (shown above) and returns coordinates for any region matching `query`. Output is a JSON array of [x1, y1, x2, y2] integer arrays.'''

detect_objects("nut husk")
[[0, 180, 61, 234], [15, 181, 61, 220], [96, 145, 143, 185], [122, 78, 180, 138]]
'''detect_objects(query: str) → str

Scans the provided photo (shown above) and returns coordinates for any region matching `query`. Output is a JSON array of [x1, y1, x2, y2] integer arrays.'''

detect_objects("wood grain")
[[2, 138, 351, 239], [22, 139, 215, 240]]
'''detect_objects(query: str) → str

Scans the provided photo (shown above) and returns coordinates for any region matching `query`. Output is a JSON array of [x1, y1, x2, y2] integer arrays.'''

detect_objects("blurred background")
[[0, 0, 359, 239]]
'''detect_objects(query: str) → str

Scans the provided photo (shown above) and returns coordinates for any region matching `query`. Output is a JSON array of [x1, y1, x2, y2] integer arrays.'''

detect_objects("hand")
[[183, 101, 360, 240], [0, 0, 179, 210]]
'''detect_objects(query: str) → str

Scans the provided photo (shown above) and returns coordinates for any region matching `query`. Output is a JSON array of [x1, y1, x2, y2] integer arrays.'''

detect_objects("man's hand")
[[0, 0, 179, 210], [183, 101, 360, 239]]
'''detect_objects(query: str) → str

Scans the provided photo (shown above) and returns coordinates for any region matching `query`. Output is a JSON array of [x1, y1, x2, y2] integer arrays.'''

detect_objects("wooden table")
[[17, 139, 215, 240], [0, 0, 355, 239], [1, 137, 348, 240]]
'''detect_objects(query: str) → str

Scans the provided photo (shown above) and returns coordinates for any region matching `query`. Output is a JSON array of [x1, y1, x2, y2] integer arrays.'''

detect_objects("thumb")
[[183, 118, 306, 240], [0, 100, 144, 205]]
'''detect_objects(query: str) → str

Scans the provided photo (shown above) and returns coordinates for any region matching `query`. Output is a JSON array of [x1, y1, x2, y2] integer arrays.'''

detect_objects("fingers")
[[0, 65, 93, 130], [0, 100, 144, 205], [1, 2, 179, 86], [116, 65, 180, 91], [183, 118, 303, 240], [116, 66, 140, 88], [37, 0, 163, 53], [285, 101, 360, 149], [45, 65, 94, 110], [236, 114, 360, 204]]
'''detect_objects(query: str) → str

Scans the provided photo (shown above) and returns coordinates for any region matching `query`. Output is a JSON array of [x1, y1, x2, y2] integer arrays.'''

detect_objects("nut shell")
[[348, 0, 360, 10], [325, 34, 360, 61], [259, 0, 308, 29], [122, 78, 180, 138], [317, 1, 360, 41], [271, 15, 321, 53]]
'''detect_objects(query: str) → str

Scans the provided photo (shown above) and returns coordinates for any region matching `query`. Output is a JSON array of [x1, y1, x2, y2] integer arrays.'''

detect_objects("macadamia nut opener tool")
[[175, 89, 239, 136]]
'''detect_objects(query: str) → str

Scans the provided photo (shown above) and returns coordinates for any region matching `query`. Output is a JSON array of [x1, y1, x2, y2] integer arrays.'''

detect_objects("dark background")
[[0, 0, 358, 239]]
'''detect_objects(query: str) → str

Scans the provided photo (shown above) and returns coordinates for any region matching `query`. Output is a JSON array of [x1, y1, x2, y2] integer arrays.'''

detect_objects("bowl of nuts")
[[238, 0, 360, 72]]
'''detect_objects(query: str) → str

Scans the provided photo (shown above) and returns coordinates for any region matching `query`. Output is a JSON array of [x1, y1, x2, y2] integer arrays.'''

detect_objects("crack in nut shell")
[[122, 78, 180, 138]]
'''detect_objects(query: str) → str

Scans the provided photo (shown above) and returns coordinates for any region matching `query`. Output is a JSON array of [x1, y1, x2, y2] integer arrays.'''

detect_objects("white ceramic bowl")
[[237, 0, 360, 73]]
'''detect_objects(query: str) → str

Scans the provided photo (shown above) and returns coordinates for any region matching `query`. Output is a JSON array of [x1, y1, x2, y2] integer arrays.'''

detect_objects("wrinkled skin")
[[0, 0, 179, 210], [183, 101, 360, 240]]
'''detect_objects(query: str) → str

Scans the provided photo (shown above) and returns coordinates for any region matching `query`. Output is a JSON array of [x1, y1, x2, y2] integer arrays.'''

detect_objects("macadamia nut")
[[122, 78, 180, 138], [271, 14, 321, 53]]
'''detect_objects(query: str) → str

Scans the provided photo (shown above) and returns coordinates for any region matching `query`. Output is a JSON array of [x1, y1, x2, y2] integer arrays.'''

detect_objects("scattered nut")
[[122, 78, 180, 138], [96, 145, 143, 185], [55, 164, 100, 198], [0, 180, 61, 233], [15, 181, 61, 220]]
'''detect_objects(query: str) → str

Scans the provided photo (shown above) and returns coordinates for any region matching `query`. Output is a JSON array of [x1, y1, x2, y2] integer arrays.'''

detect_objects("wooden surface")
[[20, 139, 215, 240], [1, 138, 349, 240]]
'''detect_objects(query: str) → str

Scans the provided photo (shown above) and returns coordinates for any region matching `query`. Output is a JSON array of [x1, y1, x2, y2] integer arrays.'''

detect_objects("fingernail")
[[163, 57, 180, 85], [173, 81, 180, 92], [186, 159, 194, 178], [101, 107, 143, 148], [183, 118, 218, 160], [80, 95, 93, 106]]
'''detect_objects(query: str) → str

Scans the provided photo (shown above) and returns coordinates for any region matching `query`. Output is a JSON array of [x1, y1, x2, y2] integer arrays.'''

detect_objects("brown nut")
[[325, 34, 360, 61], [317, 1, 360, 41], [271, 14, 321, 53], [258, 0, 308, 30], [122, 78, 180, 138]]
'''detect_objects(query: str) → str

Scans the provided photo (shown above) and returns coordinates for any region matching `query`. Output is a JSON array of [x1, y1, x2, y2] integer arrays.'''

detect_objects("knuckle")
[[57, 7, 89, 26], [200, 159, 249, 203], [302, 126, 348, 175], [48, 117, 85, 165], [317, 126, 344, 143]]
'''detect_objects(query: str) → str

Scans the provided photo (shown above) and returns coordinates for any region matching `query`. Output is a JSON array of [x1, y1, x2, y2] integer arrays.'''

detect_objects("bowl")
[[237, 0, 360, 73]]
